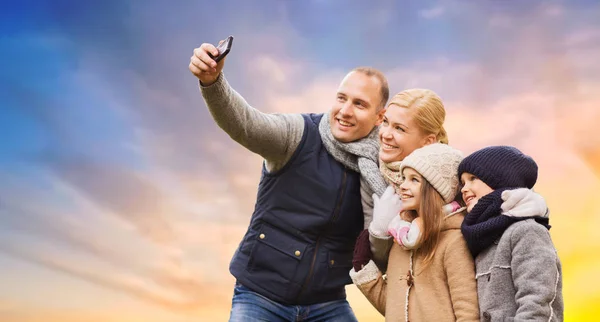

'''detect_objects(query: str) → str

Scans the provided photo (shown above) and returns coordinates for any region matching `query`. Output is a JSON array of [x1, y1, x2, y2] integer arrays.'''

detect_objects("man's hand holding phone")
[[189, 36, 233, 86]]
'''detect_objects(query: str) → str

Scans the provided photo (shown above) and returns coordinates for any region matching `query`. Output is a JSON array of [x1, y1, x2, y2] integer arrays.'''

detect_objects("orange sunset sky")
[[1, 0, 599, 321]]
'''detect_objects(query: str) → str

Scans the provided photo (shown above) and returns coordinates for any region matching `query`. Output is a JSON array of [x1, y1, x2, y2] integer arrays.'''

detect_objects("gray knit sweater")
[[475, 219, 563, 321]]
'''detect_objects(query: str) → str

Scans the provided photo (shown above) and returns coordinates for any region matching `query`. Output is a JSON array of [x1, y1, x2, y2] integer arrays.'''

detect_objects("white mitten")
[[501, 188, 549, 218], [368, 185, 403, 238]]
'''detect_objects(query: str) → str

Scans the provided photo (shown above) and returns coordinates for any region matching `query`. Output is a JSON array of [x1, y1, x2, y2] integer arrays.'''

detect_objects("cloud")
[[240, 5, 600, 184], [565, 28, 600, 47], [0, 23, 276, 310], [0, 242, 228, 312], [0, 203, 136, 271], [419, 5, 446, 19], [0, 162, 242, 314], [41, 156, 175, 246], [367, 3, 395, 27], [0, 299, 16, 313], [542, 3, 564, 17], [488, 14, 512, 28]]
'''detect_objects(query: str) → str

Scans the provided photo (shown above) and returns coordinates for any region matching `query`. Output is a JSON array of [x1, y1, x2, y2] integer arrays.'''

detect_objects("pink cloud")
[[419, 5, 446, 19]]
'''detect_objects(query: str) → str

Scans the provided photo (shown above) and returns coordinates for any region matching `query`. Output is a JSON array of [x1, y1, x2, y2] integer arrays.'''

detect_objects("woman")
[[369, 89, 449, 266]]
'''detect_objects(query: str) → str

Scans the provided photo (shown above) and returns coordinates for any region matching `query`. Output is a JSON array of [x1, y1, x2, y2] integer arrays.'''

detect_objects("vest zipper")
[[296, 169, 348, 300]]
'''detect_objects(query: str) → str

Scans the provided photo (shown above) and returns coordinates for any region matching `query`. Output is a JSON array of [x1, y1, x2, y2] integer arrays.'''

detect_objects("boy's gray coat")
[[475, 219, 563, 321]]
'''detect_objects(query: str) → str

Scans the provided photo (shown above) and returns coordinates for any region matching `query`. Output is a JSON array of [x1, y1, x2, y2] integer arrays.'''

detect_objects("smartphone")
[[209, 36, 233, 63]]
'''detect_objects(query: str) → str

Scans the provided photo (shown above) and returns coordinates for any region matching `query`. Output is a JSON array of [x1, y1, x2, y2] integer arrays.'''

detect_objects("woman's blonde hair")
[[387, 89, 448, 144]]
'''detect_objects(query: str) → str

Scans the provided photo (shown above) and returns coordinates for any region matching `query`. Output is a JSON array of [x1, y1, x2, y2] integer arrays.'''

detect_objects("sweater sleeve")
[[199, 74, 304, 172], [361, 178, 374, 229], [350, 260, 387, 315], [444, 234, 480, 322], [510, 222, 561, 320]]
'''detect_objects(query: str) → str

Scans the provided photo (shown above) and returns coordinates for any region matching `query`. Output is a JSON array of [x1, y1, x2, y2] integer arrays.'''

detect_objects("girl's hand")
[[352, 229, 372, 271], [369, 185, 403, 238]]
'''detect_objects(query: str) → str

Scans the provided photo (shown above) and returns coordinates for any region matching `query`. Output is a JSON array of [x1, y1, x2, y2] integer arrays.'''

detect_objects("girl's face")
[[378, 105, 431, 163], [460, 172, 494, 212], [399, 167, 422, 211]]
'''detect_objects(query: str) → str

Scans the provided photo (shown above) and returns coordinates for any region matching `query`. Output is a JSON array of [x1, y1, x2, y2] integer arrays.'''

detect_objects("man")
[[189, 39, 390, 321]]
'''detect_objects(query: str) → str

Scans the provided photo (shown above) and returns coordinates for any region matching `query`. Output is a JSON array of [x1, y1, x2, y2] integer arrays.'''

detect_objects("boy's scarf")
[[318, 113, 387, 197], [461, 188, 551, 257]]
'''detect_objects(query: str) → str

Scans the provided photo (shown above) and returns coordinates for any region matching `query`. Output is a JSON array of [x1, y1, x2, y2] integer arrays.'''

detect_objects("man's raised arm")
[[190, 41, 304, 172]]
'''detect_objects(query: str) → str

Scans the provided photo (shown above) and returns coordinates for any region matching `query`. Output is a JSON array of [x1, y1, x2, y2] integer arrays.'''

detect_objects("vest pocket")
[[247, 223, 308, 286], [320, 250, 353, 289]]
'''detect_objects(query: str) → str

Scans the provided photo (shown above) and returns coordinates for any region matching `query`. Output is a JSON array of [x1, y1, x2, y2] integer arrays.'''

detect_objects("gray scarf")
[[318, 113, 387, 197]]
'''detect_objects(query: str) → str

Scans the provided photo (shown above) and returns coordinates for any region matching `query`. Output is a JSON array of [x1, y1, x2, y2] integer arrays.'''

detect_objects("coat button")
[[295, 250, 301, 257], [482, 311, 491, 320], [259, 233, 265, 239]]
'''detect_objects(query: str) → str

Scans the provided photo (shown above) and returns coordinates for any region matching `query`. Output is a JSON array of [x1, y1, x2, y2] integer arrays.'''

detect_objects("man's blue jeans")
[[228, 283, 359, 322]]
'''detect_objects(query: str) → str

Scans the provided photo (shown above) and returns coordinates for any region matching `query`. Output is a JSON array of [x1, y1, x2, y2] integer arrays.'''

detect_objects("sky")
[[1, 0, 600, 321]]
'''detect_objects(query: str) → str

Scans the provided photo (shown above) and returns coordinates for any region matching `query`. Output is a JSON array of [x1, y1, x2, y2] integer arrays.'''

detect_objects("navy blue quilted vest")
[[229, 113, 364, 305]]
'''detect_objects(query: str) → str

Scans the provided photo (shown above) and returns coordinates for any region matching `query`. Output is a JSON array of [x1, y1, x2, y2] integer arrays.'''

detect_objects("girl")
[[351, 143, 480, 321], [458, 146, 563, 321]]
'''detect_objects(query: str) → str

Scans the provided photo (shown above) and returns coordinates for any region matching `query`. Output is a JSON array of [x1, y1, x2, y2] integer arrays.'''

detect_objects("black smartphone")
[[209, 36, 233, 63]]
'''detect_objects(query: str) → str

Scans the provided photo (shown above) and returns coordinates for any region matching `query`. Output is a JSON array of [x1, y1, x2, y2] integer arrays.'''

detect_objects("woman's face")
[[379, 105, 431, 163]]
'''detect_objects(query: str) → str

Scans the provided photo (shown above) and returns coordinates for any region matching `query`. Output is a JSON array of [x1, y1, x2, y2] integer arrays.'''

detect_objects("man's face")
[[329, 71, 385, 143]]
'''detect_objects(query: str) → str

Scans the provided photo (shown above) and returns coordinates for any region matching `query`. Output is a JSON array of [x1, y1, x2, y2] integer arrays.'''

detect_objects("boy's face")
[[460, 172, 494, 212]]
